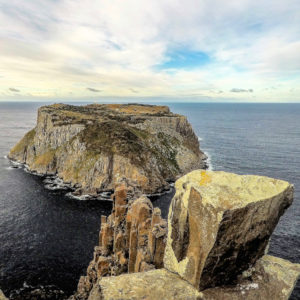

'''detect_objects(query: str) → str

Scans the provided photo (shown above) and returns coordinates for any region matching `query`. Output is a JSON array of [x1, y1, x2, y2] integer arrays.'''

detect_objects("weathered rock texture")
[[71, 180, 167, 300], [164, 170, 294, 290], [88, 268, 202, 300], [80, 170, 300, 300], [0, 290, 7, 300], [8, 103, 207, 195], [202, 255, 300, 300], [87, 255, 300, 300]]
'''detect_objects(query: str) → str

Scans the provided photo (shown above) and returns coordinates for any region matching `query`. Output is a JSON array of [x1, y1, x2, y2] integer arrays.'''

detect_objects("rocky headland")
[[71, 170, 300, 300], [8, 103, 207, 196]]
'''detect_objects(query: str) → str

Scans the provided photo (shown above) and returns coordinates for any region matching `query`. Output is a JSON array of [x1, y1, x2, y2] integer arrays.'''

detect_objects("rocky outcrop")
[[0, 290, 7, 300], [8, 104, 207, 195], [81, 170, 300, 300], [87, 255, 300, 300], [164, 170, 294, 290], [202, 255, 300, 300], [88, 269, 202, 300], [71, 180, 167, 300]]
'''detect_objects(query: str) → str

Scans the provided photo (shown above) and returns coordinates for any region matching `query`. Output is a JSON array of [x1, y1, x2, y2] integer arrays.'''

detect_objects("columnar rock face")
[[72, 180, 167, 300], [8, 104, 207, 195], [82, 170, 300, 300], [164, 170, 294, 290]]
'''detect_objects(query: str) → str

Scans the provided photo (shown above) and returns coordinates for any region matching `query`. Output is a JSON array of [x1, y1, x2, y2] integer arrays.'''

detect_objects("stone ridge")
[[8, 103, 207, 195]]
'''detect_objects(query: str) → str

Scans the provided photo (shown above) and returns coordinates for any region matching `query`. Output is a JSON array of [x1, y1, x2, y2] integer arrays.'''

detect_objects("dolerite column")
[[163, 170, 294, 290]]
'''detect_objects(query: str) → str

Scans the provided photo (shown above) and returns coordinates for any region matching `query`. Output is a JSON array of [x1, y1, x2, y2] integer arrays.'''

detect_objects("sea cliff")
[[8, 104, 207, 195]]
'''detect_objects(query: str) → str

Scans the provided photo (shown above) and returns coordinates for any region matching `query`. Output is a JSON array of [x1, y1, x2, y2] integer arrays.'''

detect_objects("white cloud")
[[0, 0, 299, 101]]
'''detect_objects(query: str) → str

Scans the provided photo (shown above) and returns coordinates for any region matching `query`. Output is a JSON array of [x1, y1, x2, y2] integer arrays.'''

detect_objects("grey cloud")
[[87, 87, 101, 92], [130, 88, 139, 93], [230, 88, 253, 93], [9, 87, 20, 92]]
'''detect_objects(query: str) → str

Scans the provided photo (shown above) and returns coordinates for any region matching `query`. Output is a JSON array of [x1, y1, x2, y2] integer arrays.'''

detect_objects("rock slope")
[[81, 170, 300, 300], [8, 104, 207, 195]]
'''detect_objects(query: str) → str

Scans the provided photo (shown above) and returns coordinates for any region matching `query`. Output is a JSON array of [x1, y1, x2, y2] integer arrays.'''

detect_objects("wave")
[[198, 136, 213, 171], [8, 283, 65, 300], [204, 150, 213, 171], [66, 191, 113, 201]]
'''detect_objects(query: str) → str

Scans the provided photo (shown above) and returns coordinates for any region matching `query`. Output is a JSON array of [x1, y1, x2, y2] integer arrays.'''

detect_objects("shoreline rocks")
[[8, 104, 207, 196]]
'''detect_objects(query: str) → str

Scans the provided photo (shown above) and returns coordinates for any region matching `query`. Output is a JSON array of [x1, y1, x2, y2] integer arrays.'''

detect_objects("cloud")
[[86, 87, 101, 92], [230, 88, 253, 93], [9, 87, 20, 92], [0, 0, 299, 101]]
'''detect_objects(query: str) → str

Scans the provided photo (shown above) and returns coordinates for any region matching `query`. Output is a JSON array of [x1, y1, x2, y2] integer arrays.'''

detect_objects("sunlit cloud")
[[0, 0, 299, 102]]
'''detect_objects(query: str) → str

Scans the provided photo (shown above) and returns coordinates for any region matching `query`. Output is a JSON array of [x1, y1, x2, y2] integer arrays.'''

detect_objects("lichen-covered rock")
[[164, 170, 294, 290], [86, 255, 300, 300], [8, 104, 207, 195], [0, 290, 8, 300], [88, 269, 202, 300], [202, 255, 300, 300]]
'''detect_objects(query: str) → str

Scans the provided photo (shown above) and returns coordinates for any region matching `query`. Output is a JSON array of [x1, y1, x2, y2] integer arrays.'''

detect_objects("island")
[[8, 103, 207, 196]]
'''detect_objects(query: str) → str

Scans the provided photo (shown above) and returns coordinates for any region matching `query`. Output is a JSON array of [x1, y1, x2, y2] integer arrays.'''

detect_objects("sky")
[[0, 0, 300, 102]]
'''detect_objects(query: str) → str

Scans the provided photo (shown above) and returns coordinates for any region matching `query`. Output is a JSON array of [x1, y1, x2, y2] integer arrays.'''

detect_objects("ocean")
[[0, 102, 299, 299]]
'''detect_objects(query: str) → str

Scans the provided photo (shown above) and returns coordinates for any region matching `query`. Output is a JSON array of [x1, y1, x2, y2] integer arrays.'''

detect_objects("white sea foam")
[[43, 175, 72, 190], [198, 136, 213, 171], [66, 192, 94, 201], [204, 150, 213, 171]]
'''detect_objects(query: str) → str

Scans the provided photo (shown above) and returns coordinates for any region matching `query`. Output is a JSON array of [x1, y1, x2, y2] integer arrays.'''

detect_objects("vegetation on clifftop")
[[9, 103, 206, 194], [10, 128, 36, 156]]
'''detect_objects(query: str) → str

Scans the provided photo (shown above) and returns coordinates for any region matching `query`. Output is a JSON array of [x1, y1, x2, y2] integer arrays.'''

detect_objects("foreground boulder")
[[164, 170, 294, 290], [88, 255, 300, 300], [0, 290, 7, 300], [76, 170, 300, 300], [8, 104, 207, 195]]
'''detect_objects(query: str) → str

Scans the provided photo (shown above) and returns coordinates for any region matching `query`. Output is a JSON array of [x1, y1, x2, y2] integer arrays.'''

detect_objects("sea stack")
[[8, 104, 207, 195]]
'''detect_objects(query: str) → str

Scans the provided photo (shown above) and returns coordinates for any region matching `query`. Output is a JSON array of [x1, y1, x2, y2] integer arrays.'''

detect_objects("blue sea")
[[0, 102, 299, 299]]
